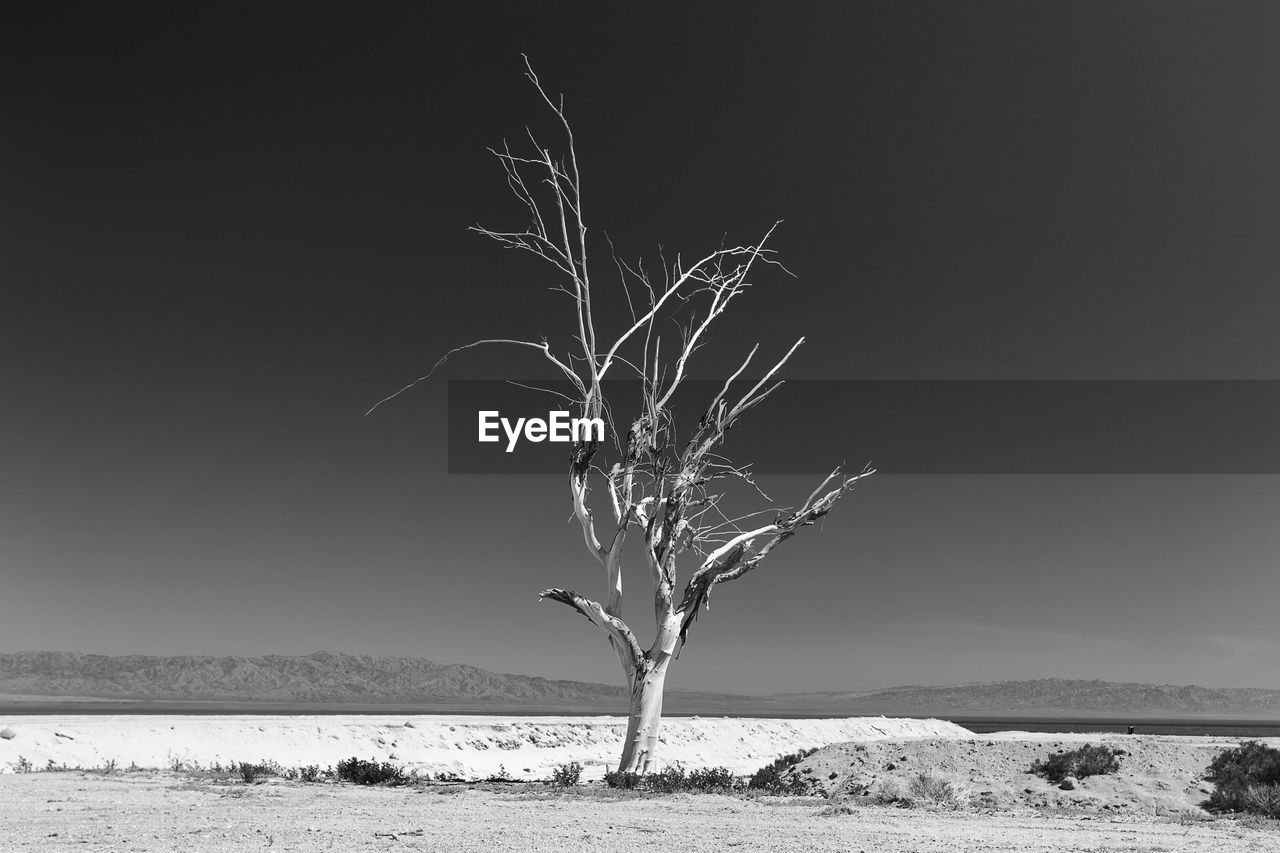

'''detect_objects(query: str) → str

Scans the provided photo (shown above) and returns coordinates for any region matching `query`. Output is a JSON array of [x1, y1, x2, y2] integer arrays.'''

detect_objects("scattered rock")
[[55, 732, 74, 740], [404, 721, 415, 728], [1059, 776, 1078, 790], [0, 728, 15, 740]]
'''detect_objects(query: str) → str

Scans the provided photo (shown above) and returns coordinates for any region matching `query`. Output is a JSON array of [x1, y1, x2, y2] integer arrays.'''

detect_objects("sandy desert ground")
[[3, 769, 1279, 852], [2, 715, 1279, 852]]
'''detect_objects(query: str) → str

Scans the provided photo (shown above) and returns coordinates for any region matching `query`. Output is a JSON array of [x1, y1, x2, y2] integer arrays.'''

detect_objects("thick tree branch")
[[539, 588, 645, 669], [675, 465, 875, 642]]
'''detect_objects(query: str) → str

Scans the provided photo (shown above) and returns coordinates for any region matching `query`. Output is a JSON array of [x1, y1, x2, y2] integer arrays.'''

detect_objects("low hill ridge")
[[4, 653, 1279, 715], [777, 677, 1280, 715], [0, 650, 738, 705]]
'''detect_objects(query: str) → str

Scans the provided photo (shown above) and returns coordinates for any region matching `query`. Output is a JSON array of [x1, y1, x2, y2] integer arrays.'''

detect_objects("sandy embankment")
[[799, 731, 1280, 815], [0, 715, 968, 779]]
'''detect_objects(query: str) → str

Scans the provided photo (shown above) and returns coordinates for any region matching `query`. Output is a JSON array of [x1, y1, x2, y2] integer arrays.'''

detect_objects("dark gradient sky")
[[3, 2, 1279, 693]]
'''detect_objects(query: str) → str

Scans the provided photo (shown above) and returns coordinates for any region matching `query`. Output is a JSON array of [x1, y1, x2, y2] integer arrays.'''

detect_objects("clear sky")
[[3, 2, 1279, 694]]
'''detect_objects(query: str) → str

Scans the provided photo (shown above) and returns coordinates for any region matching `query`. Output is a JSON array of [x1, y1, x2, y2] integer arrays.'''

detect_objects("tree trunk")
[[617, 659, 670, 773]]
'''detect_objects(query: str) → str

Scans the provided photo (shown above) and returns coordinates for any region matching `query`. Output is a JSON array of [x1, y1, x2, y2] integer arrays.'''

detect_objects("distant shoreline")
[[3, 703, 1279, 737]]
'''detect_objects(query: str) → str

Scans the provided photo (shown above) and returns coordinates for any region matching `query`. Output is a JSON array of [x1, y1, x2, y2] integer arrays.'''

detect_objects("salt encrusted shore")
[[0, 714, 969, 779]]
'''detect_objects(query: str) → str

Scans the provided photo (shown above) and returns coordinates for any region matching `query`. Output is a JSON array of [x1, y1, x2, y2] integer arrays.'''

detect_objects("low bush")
[[1241, 784, 1280, 819], [687, 766, 735, 792], [335, 756, 410, 786], [603, 769, 642, 790], [1030, 743, 1121, 783], [1205, 741, 1280, 815], [646, 765, 688, 794], [550, 761, 582, 787], [231, 760, 285, 783], [299, 765, 323, 783], [747, 748, 819, 795], [601, 764, 737, 793], [905, 772, 969, 810], [873, 778, 904, 804]]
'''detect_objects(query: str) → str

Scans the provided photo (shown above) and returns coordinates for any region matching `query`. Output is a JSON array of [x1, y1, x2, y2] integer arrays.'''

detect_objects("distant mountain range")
[[763, 679, 1280, 717], [0, 651, 740, 710], [3, 652, 1279, 717]]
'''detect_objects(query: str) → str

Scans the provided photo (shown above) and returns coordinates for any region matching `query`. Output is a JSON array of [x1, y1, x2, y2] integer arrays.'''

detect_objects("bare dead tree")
[[371, 58, 873, 773]]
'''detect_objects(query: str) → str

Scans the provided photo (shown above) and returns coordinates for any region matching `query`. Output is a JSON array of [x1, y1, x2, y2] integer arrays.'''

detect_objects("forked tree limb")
[[364, 338, 584, 417], [675, 465, 875, 642]]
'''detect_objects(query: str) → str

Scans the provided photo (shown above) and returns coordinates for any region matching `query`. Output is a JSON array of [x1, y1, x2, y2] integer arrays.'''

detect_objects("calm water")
[[947, 716, 1280, 738]]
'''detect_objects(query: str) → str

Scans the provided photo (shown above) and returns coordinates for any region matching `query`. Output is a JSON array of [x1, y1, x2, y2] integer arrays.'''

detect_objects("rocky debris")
[[1059, 776, 1078, 790], [0, 727, 15, 739]]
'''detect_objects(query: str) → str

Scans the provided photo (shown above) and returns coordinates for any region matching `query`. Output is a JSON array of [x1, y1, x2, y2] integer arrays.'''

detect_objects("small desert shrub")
[[819, 802, 858, 816], [599, 765, 737, 793], [1241, 784, 1280, 819], [237, 762, 260, 783], [748, 748, 818, 795], [646, 764, 688, 794], [604, 769, 642, 790], [13, 755, 33, 774], [230, 760, 286, 783], [335, 756, 409, 786], [1030, 743, 1121, 783], [1205, 741, 1280, 815], [874, 778, 905, 804], [906, 772, 969, 810], [686, 766, 736, 792], [299, 765, 322, 783], [550, 761, 582, 786]]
